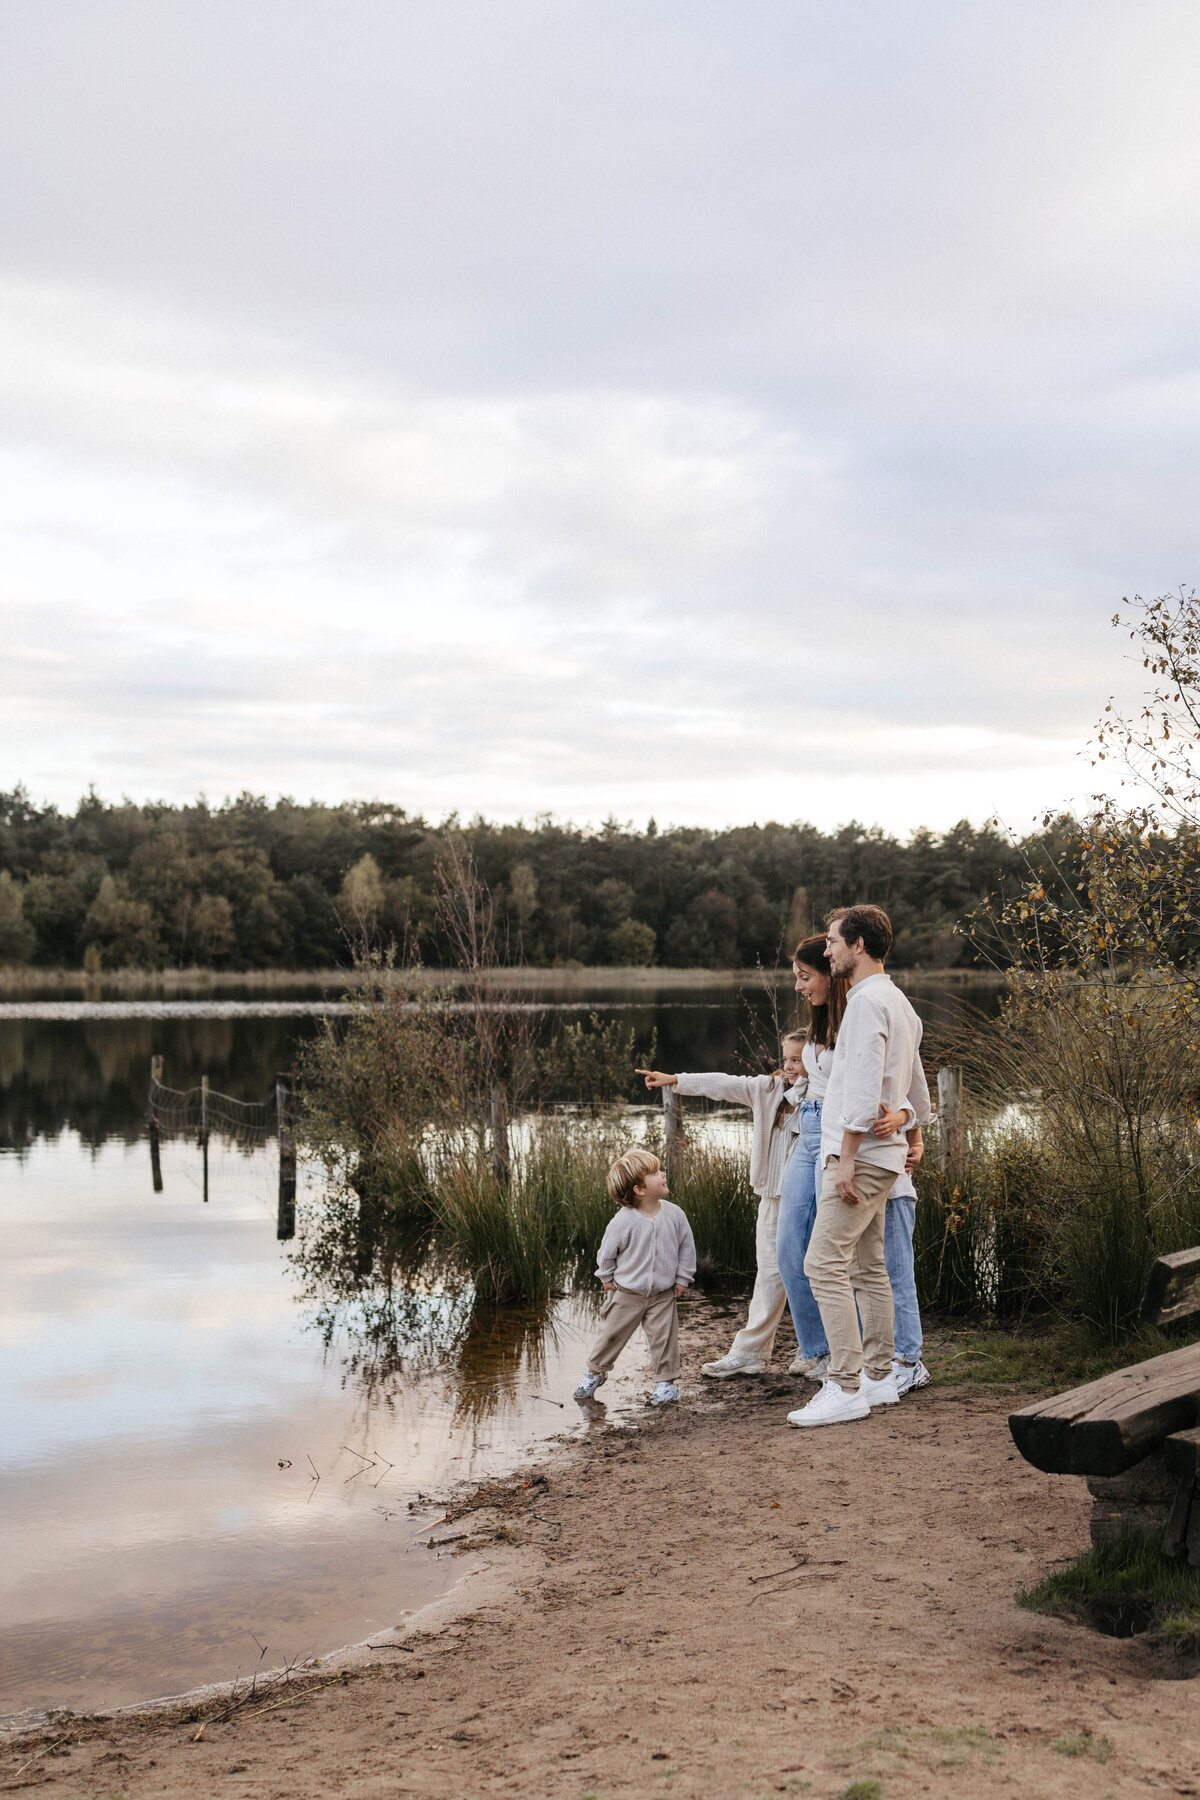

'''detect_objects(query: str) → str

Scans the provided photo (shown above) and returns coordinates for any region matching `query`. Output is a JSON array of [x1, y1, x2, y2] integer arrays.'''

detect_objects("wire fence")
[[148, 1069, 297, 1145]]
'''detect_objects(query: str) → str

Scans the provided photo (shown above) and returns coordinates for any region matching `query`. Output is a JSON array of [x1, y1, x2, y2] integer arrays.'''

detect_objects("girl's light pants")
[[723, 1194, 788, 1364]]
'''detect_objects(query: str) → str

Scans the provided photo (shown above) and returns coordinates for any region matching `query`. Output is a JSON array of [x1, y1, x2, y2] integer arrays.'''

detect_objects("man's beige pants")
[[803, 1156, 898, 1392], [587, 1285, 680, 1382]]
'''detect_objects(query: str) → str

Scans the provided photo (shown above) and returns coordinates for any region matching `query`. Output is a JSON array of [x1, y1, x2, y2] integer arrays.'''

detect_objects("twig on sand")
[[749, 1557, 808, 1584]]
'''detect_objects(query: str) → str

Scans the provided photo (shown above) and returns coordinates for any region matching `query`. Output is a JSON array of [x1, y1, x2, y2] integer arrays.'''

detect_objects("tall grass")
[[390, 1121, 759, 1305], [914, 979, 1200, 1342]]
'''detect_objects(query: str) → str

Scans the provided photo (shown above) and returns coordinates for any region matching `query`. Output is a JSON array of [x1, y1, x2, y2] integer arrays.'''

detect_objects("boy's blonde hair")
[[607, 1147, 661, 1208]]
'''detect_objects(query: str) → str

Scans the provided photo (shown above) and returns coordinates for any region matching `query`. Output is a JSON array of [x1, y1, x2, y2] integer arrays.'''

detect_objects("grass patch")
[[841, 1783, 882, 1800], [1018, 1535, 1200, 1653], [1051, 1731, 1112, 1762], [926, 1316, 1200, 1392]]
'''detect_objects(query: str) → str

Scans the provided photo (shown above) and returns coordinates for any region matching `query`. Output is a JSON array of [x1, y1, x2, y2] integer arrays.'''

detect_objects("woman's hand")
[[673, 1283, 687, 1298], [872, 1103, 909, 1137], [905, 1137, 925, 1173], [602, 1281, 617, 1292], [636, 1069, 678, 1090]]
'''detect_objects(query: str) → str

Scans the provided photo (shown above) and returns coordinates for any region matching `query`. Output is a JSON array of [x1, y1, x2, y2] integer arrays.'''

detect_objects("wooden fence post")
[[148, 1056, 164, 1193], [200, 1073, 210, 1203], [663, 1085, 685, 1188], [937, 1064, 964, 1175], [490, 1083, 511, 1186], [276, 1077, 296, 1240]]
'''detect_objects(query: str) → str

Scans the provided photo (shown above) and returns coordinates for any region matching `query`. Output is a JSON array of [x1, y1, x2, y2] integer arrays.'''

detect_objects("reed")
[[423, 1121, 756, 1305]]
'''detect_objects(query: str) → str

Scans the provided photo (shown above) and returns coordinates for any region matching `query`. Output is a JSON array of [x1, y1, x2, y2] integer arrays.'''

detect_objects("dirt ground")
[[4, 1306, 1199, 1800]]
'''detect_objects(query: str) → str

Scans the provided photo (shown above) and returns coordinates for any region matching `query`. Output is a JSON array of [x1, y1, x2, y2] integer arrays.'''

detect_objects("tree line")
[[0, 787, 1044, 972]]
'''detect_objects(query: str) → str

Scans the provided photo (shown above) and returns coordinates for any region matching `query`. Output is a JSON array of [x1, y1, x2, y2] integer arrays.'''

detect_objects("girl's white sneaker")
[[786, 1379, 870, 1427], [702, 1354, 766, 1379], [648, 1381, 681, 1406]]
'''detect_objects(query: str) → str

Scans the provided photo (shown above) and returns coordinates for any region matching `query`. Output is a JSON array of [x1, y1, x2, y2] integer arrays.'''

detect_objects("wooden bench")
[[1008, 1246, 1200, 1564]]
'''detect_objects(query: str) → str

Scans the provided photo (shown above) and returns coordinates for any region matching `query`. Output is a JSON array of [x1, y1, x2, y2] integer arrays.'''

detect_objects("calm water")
[[0, 975, 996, 1718]]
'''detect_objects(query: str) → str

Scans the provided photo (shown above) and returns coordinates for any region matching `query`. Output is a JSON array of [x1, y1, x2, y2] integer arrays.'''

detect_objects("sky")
[[2, 1, 1198, 837]]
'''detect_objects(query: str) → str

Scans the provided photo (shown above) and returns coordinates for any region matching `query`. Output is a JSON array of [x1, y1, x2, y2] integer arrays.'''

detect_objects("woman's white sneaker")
[[702, 1355, 766, 1379], [859, 1368, 900, 1408], [786, 1379, 871, 1427], [893, 1358, 931, 1395]]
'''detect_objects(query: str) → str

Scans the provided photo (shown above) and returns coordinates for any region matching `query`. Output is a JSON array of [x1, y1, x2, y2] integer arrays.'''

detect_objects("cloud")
[[1, 3, 1196, 831]]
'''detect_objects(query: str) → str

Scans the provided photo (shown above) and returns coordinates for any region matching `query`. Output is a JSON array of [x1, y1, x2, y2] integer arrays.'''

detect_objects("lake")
[[0, 973, 999, 1720]]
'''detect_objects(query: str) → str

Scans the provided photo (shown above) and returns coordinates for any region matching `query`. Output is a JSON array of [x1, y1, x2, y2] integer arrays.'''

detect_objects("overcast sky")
[[2, 1, 1197, 835]]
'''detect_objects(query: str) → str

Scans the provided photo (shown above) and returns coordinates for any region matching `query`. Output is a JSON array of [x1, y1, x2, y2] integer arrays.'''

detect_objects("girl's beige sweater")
[[672, 1072, 800, 1198]]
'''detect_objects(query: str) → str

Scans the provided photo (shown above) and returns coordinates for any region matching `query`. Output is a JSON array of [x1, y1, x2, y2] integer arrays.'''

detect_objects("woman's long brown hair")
[[793, 934, 847, 1050]]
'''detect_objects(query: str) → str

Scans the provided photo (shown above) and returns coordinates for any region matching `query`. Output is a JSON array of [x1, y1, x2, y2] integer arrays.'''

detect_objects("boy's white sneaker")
[[789, 1352, 830, 1379], [859, 1368, 900, 1408], [648, 1381, 681, 1406], [573, 1370, 607, 1401], [702, 1354, 766, 1379], [893, 1358, 931, 1395], [786, 1379, 871, 1428]]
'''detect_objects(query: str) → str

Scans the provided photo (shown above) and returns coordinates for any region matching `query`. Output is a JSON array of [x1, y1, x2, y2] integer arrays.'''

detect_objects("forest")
[[0, 787, 1046, 971]]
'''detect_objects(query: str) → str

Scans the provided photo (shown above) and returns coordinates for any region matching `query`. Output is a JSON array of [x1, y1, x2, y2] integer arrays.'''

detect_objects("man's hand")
[[673, 1283, 687, 1298], [835, 1158, 863, 1206], [872, 1102, 909, 1137], [905, 1140, 925, 1173], [602, 1281, 617, 1292], [636, 1068, 678, 1090]]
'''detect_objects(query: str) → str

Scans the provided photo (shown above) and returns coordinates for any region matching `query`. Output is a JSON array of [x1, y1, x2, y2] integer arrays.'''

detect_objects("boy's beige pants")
[[803, 1156, 897, 1392], [587, 1285, 680, 1382]]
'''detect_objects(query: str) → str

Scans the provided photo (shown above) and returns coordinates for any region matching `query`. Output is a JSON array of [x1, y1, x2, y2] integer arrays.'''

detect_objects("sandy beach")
[[4, 1305, 1198, 1800]]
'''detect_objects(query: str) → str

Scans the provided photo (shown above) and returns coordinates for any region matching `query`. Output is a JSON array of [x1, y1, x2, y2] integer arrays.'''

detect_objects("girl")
[[636, 1036, 807, 1378], [776, 934, 920, 1383]]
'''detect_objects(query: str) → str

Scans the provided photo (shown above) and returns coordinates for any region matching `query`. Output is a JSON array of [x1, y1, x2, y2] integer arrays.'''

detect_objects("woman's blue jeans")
[[776, 1101, 830, 1360], [778, 1100, 925, 1365]]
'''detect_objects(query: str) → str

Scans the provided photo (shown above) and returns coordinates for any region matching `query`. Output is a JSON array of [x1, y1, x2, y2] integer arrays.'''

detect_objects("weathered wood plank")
[[1140, 1245, 1200, 1327], [1009, 1342, 1200, 1477]]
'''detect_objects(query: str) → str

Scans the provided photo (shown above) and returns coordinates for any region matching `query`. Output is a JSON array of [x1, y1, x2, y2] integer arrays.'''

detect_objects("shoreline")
[[4, 1311, 1195, 1798], [0, 962, 1008, 1001]]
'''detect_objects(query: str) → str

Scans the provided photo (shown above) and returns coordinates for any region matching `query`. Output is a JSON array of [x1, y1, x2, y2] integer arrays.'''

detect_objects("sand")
[[3, 1306, 1198, 1799]]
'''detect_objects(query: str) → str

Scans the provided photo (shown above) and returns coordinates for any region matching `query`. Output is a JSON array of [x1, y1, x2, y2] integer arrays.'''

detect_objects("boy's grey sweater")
[[820, 973, 932, 1173], [596, 1200, 697, 1294], [673, 1071, 800, 1198]]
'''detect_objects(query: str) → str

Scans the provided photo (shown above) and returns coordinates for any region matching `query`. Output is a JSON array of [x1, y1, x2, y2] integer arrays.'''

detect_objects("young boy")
[[573, 1149, 697, 1408]]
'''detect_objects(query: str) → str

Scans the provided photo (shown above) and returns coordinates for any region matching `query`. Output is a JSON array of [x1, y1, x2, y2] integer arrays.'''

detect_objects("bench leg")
[[1164, 1474, 1195, 1560]]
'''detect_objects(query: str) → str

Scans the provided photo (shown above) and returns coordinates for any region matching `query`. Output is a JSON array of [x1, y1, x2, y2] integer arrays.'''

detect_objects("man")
[[788, 904, 932, 1428]]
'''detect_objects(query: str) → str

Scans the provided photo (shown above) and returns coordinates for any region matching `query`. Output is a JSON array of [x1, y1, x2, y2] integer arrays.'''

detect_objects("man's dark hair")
[[826, 904, 893, 962]]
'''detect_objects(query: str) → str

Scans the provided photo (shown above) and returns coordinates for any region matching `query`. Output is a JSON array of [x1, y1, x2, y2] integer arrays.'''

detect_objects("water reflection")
[[289, 1184, 597, 1434]]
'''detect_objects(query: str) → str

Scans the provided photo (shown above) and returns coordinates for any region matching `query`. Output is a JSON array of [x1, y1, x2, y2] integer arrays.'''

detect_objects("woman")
[[775, 934, 912, 1378]]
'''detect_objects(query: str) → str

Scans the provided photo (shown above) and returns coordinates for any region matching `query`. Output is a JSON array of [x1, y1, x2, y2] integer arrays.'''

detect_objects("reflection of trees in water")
[[290, 1185, 592, 1424]]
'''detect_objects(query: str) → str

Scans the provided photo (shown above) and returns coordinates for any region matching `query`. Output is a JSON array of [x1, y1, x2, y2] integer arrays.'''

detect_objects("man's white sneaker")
[[786, 1379, 871, 1428], [573, 1370, 607, 1401], [893, 1358, 931, 1396], [648, 1381, 680, 1406], [702, 1355, 766, 1379], [859, 1369, 900, 1408], [789, 1352, 830, 1379]]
